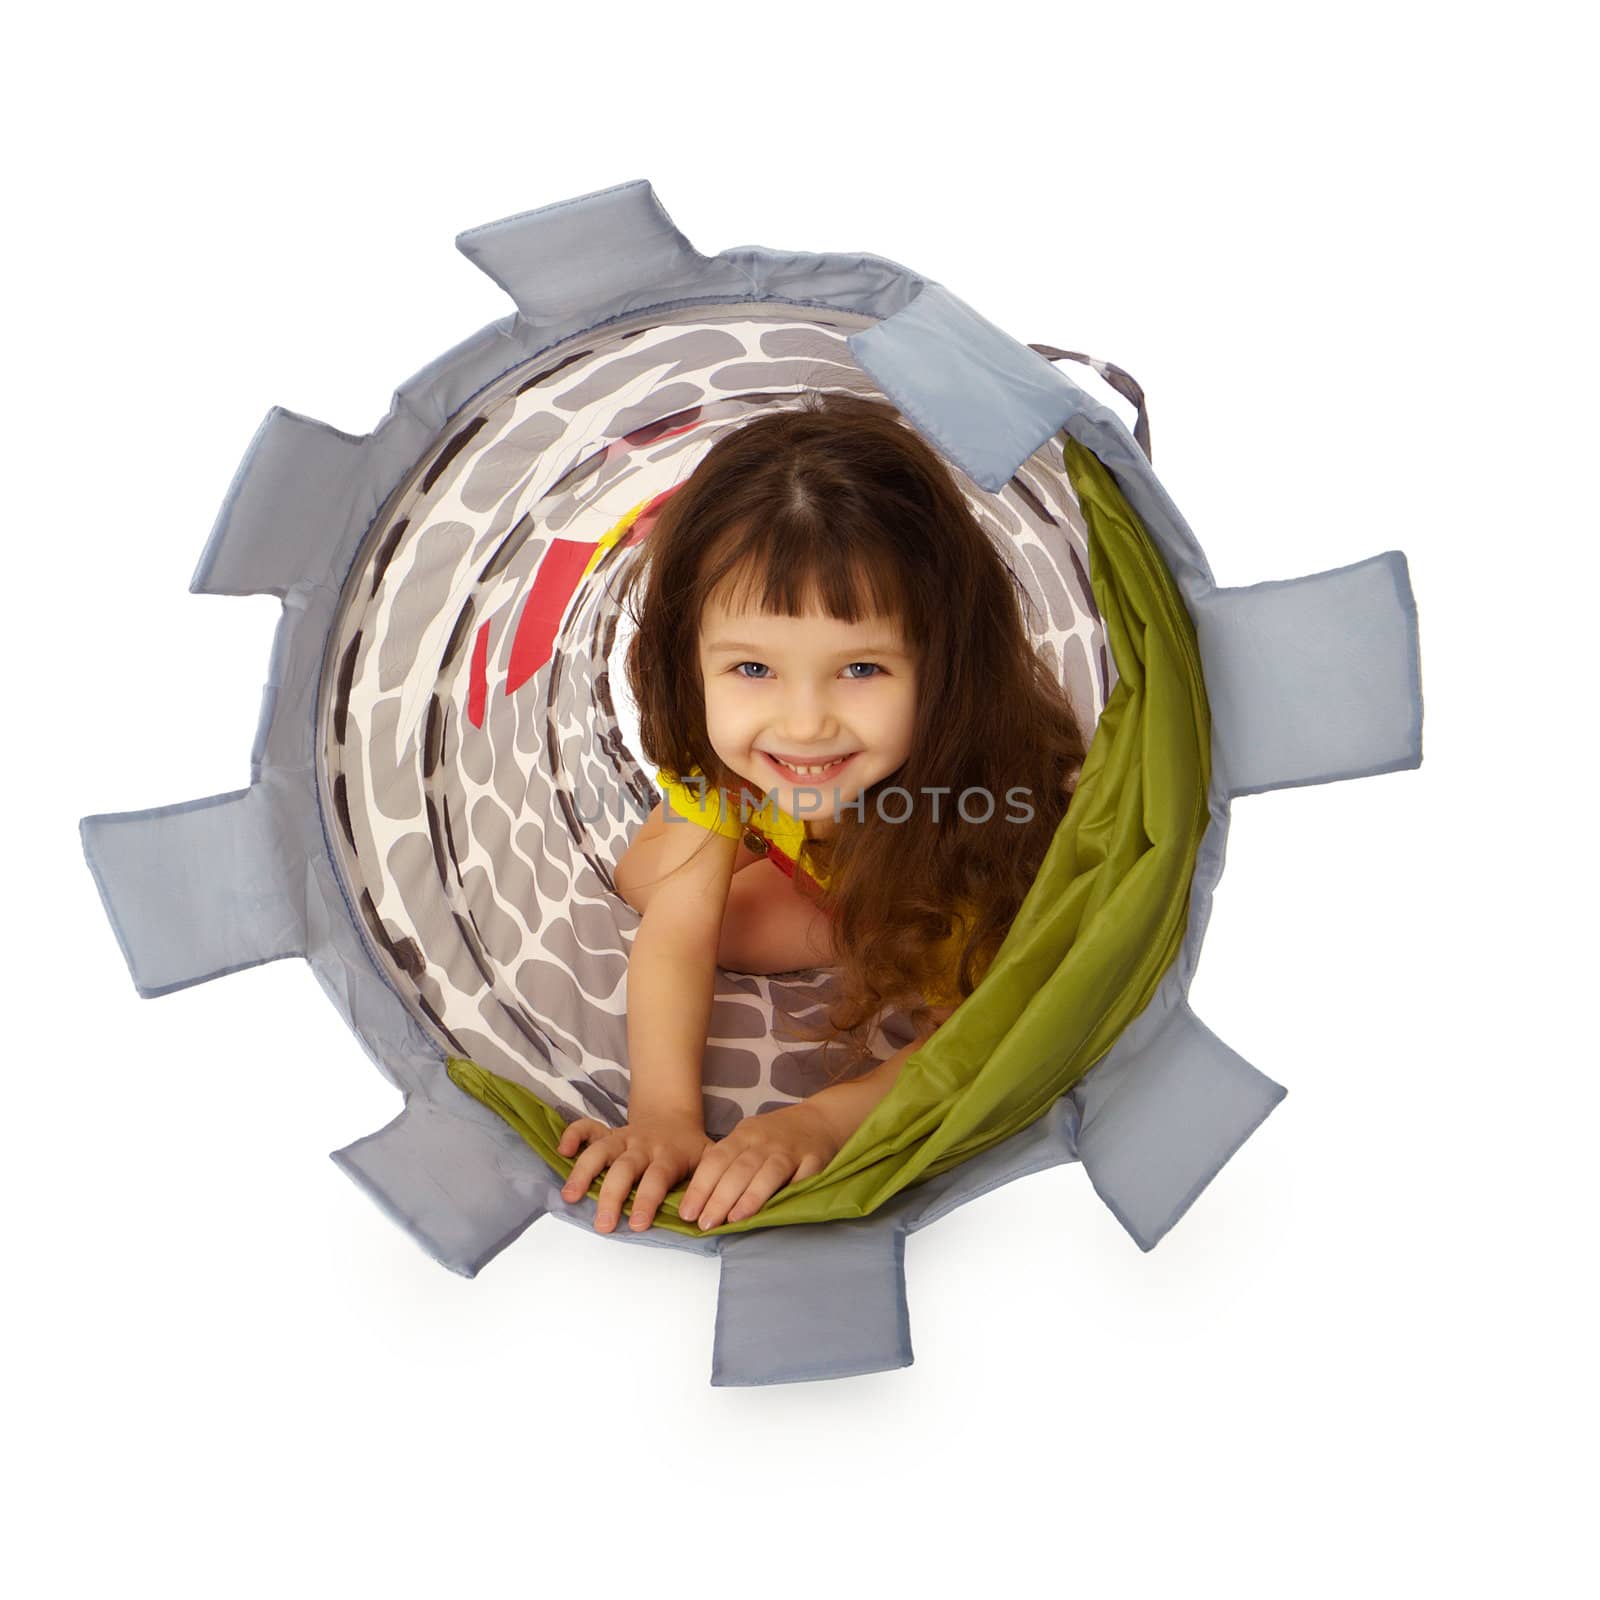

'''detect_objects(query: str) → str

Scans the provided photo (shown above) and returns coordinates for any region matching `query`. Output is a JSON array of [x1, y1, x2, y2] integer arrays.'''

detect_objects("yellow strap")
[[654, 766, 830, 887], [655, 765, 744, 840]]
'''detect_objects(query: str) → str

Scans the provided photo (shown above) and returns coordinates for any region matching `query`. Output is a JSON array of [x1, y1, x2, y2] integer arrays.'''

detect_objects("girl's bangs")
[[704, 525, 909, 628]]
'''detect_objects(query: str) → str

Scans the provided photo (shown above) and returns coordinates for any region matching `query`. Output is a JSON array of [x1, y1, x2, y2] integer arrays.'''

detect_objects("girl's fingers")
[[791, 1151, 828, 1185], [562, 1119, 817, 1230], [561, 1155, 600, 1202], [725, 1155, 798, 1223], [593, 1153, 643, 1233], [560, 1126, 613, 1201], [626, 1163, 677, 1232], [558, 1118, 600, 1159], [680, 1146, 734, 1222], [695, 1150, 779, 1231]]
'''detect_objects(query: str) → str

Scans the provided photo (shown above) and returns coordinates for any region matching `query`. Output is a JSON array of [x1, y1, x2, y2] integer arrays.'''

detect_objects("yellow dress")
[[654, 765, 971, 1012]]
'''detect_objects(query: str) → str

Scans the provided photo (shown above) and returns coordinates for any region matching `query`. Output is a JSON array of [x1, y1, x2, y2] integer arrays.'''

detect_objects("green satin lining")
[[447, 435, 1212, 1237]]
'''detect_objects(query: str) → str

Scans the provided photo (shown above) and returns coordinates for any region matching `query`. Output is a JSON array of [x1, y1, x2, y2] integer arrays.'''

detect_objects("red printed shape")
[[505, 539, 600, 697], [467, 620, 491, 728]]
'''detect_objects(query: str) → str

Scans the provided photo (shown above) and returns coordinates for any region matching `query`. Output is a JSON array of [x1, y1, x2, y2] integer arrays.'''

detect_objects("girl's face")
[[697, 586, 919, 836]]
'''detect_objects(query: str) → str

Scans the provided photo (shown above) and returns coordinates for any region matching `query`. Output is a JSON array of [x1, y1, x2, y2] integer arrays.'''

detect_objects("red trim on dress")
[[715, 784, 824, 891]]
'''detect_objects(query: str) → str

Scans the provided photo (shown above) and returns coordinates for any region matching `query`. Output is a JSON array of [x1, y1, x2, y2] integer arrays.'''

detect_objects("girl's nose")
[[778, 689, 836, 742]]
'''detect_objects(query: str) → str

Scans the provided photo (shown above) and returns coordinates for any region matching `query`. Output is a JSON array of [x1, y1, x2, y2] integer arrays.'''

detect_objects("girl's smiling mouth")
[[761, 751, 858, 780]]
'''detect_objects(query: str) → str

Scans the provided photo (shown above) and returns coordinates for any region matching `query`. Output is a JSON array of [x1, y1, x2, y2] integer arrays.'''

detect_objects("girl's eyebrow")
[[704, 639, 910, 659]]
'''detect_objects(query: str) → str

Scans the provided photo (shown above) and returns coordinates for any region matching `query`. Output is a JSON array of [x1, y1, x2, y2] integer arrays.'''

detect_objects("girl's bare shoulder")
[[615, 797, 737, 928]]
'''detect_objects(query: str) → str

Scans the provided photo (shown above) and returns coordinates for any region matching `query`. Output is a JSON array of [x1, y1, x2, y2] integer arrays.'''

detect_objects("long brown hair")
[[612, 390, 1090, 1075]]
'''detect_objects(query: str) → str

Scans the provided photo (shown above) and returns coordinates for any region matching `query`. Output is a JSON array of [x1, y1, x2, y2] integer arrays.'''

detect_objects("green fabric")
[[446, 435, 1212, 1237]]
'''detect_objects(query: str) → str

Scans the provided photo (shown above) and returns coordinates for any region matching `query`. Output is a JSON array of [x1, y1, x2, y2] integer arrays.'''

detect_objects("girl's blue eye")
[[732, 661, 881, 680]]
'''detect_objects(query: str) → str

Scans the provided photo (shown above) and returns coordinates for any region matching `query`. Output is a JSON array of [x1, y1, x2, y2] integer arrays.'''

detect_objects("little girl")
[[560, 391, 1089, 1235]]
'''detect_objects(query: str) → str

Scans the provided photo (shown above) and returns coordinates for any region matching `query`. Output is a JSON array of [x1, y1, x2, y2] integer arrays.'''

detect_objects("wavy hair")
[[611, 390, 1090, 1077]]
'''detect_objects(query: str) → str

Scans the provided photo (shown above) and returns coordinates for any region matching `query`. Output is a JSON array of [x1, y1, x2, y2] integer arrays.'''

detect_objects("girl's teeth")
[[775, 756, 847, 776]]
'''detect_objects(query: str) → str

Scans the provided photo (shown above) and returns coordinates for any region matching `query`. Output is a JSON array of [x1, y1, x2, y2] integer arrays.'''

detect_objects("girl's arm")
[[802, 1003, 957, 1148], [615, 803, 739, 1121], [626, 907, 721, 1120], [561, 807, 737, 1234]]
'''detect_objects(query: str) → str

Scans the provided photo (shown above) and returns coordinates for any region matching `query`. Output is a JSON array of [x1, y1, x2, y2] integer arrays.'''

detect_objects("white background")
[[7, 2, 1594, 1595]]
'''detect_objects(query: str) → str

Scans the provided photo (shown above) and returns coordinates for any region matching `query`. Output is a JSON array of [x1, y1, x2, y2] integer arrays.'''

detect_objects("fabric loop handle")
[[1028, 344, 1152, 463]]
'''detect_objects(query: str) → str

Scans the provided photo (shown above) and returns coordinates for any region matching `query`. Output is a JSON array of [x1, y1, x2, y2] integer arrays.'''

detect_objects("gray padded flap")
[[848, 280, 1086, 493], [712, 1216, 912, 1386], [1072, 1000, 1287, 1252], [1190, 550, 1423, 797], [80, 786, 306, 997], [189, 408, 371, 598], [330, 1096, 548, 1278], [455, 177, 710, 327]]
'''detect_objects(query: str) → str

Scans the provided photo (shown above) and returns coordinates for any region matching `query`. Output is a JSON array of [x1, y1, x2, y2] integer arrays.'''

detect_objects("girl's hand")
[[680, 1102, 842, 1231], [558, 1110, 710, 1234]]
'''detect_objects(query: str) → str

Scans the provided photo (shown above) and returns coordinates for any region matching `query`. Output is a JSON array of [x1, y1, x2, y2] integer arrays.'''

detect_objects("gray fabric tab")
[[1071, 1000, 1288, 1251], [1191, 550, 1424, 796], [848, 280, 1087, 493], [189, 408, 372, 598], [712, 1218, 912, 1385], [455, 177, 716, 328], [329, 1096, 549, 1277], [455, 177, 927, 340], [79, 785, 306, 997]]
